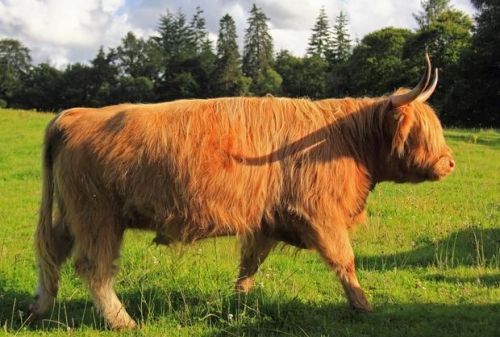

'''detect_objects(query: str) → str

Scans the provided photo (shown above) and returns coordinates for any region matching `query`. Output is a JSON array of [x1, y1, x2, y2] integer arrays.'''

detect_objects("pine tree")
[[242, 4, 280, 95], [212, 14, 245, 96], [156, 10, 196, 62], [115, 32, 161, 79], [307, 6, 333, 59], [242, 4, 273, 80], [190, 6, 210, 54], [414, 0, 451, 28], [331, 11, 352, 64], [155, 8, 215, 99], [89, 47, 118, 106]]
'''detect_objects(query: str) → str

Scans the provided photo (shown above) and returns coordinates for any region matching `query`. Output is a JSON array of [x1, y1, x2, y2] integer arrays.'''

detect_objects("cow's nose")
[[449, 159, 455, 170]]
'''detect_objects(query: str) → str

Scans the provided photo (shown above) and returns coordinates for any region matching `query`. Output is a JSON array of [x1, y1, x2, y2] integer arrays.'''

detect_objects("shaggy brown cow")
[[29, 55, 454, 329]]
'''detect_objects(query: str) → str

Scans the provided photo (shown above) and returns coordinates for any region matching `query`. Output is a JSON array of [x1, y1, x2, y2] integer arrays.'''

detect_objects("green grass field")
[[0, 109, 499, 337]]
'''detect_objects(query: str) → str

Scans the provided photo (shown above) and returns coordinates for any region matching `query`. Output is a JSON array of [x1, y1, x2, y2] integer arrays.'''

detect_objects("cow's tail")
[[34, 117, 63, 299]]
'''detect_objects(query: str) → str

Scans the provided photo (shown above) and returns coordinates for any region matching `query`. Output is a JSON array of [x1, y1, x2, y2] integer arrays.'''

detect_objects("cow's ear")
[[391, 106, 415, 157]]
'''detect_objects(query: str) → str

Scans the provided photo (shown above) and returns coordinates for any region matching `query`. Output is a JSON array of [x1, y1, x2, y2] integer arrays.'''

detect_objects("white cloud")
[[0, 0, 137, 67], [0, 0, 476, 67]]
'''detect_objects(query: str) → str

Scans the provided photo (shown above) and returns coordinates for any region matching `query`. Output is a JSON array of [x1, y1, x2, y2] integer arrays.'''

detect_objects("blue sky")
[[0, 0, 475, 68]]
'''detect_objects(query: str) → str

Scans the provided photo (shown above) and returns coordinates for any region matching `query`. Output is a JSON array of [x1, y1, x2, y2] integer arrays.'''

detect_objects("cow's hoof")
[[152, 235, 172, 246], [349, 296, 373, 313], [109, 318, 138, 330], [346, 287, 373, 313], [351, 302, 373, 313], [27, 296, 49, 323], [23, 308, 38, 325], [235, 277, 254, 294]]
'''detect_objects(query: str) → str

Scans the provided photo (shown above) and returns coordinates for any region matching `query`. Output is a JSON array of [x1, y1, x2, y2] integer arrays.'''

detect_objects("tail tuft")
[[35, 117, 63, 295]]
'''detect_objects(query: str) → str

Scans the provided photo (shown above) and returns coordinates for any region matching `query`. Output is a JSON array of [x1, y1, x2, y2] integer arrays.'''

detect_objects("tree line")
[[0, 0, 498, 126]]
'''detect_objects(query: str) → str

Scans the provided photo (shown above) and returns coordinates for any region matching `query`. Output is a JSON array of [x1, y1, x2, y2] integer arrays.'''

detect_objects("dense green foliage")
[[0, 109, 498, 335], [275, 51, 328, 98], [443, 0, 500, 127], [0, 39, 31, 106], [0, 2, 497, 126], [405, 8, 473, 114], [344, 28, 415, 96]]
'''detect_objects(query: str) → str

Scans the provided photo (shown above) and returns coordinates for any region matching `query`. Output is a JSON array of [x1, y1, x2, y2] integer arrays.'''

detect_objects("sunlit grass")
[[0, 109, 498, 336]]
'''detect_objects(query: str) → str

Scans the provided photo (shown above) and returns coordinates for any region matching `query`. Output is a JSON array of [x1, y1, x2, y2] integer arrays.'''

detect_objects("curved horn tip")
[[423, 52, 432, 89], [390, 53, 434, 107], [417, 68, 439, 102]]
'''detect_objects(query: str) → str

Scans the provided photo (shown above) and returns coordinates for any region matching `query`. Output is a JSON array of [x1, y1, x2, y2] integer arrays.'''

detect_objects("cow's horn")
[[417, 68, 438, 102], [390, 53, 432, 107]]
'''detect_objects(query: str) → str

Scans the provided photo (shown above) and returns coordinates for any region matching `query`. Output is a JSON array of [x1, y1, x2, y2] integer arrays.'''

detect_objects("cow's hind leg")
[[313, 224, 372, 312], [30, 217, 73, 318], [236, 232, 276, 293], [73, 219, 136, 329]]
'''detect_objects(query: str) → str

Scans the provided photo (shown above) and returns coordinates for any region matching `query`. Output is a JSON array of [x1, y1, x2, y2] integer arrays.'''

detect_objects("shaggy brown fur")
[[29, 94, 454, 329]]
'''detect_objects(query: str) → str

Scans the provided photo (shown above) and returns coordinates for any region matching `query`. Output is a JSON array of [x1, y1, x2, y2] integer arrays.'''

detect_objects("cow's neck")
[[320, 97, 389, 188]]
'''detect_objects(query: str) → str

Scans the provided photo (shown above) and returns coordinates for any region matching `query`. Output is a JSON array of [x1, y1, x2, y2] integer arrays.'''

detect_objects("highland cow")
[[29, 55, 454, 329]]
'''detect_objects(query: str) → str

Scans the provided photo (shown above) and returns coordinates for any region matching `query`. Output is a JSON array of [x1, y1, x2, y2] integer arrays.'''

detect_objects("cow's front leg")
[[235, 231, 276, 293], [312, 223, 372, 312]]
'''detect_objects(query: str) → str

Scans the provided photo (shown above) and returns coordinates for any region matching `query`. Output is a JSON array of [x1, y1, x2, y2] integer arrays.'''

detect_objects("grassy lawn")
[[0, 108, 498, 336]]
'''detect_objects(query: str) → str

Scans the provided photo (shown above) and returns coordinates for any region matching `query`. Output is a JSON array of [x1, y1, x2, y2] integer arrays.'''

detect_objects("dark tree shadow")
[[4, 284, 498, 337], [356, 228, 500, 270], [445, 132, 500, 148], [3, 273, 499, 337], [204, 301, 500, 337], [0, 279, 100, 332], [0, 277, 32, 328], [425, 273, 500, 286], [2, 228, 498, 334]]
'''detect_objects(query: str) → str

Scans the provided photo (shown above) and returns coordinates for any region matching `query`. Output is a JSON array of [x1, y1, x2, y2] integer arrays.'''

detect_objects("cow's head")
[[383, 54, 455, 183]]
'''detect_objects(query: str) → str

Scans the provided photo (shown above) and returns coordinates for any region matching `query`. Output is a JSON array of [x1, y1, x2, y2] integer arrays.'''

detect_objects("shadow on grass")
[[1, 228, 498, 334], [204, 301, 500, 337], [0, 277, 33, 330], [0, 279, 104, 332], [446, 132, 500, 148], [2, 282, 499, 336], [424, 273, 500, 286], [357, 227, 500, 270]]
